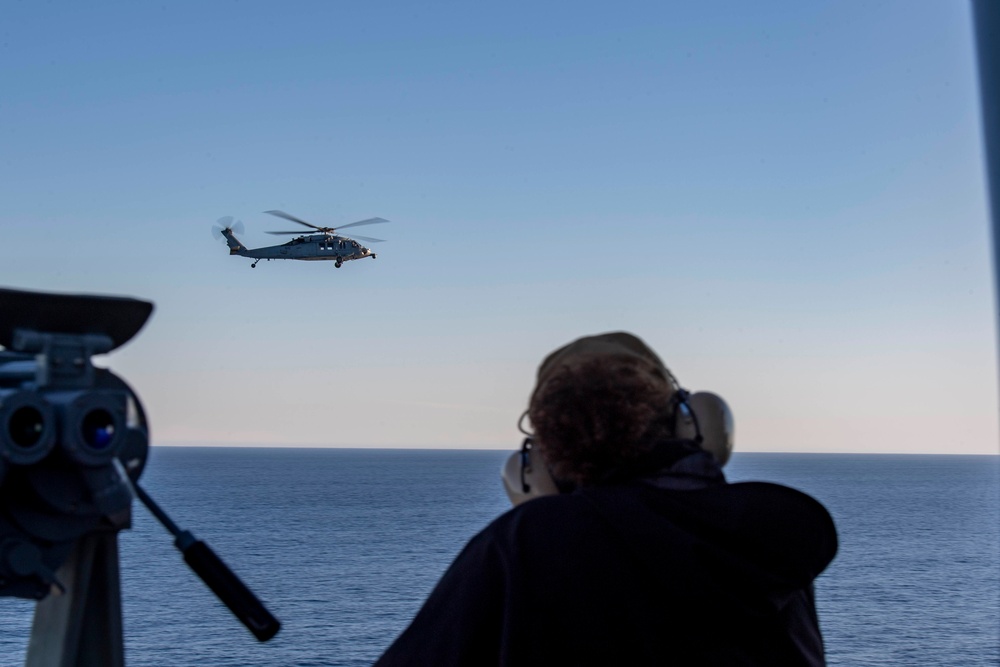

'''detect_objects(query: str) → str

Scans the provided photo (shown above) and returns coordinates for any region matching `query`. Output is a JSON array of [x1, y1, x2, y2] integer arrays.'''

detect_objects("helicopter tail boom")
[[212, 218, 249, 257], [221, 228, 247, 256]]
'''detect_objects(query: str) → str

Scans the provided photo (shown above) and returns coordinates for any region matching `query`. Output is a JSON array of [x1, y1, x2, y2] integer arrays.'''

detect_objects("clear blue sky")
[[1, 1, 994, 453]]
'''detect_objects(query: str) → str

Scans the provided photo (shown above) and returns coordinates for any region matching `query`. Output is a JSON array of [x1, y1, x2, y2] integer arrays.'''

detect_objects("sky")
[[0, 1, 996, 454]]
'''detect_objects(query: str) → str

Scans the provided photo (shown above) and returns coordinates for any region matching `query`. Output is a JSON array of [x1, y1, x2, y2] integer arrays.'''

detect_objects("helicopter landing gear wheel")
[[251, 259, 260, 268], [335, 256, 343, 268], [335, 262, 342, 268]]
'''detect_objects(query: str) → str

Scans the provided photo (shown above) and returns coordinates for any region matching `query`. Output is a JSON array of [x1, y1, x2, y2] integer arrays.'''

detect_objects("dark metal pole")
[[973, 1, 1000, 353], [972, 0, 1000, 565]]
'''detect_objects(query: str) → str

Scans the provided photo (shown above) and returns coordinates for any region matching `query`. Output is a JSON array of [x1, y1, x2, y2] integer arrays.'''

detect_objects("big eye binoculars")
[[0, 288, 278, 666]]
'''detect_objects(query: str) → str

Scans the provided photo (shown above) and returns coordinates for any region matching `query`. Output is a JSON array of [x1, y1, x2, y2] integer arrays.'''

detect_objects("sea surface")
[[0, 449, 997, 666]]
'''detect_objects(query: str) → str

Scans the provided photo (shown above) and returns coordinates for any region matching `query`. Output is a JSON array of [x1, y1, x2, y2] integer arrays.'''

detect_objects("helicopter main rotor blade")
[[264, 230, 385, 242], [263, 210, 324, 231], [334, 217, 390, 231]]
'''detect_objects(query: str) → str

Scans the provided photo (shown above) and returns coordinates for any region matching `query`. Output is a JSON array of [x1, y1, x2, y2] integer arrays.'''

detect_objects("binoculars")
[[0, 288, 151, 602], [0, 287, 278, 665]]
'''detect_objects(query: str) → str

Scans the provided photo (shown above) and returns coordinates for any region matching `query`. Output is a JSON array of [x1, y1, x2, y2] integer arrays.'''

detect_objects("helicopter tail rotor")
[[212, 217, 245, 241]]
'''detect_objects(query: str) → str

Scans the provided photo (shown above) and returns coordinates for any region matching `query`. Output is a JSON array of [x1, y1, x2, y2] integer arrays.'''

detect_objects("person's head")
[[527, 332, 683, 487]]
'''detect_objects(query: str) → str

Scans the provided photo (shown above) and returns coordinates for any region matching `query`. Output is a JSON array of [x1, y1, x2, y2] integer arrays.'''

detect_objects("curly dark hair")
[[528, 355, 676, 487]]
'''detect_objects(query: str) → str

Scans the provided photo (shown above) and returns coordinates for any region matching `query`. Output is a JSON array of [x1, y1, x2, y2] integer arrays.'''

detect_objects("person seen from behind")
[[375, 332, 838, 666]]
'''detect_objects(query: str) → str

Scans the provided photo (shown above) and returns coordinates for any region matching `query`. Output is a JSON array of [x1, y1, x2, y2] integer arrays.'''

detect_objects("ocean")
[[0, 449, 997, 666]]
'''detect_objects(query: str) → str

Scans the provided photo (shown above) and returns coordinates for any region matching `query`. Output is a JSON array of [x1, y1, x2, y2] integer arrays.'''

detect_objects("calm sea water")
[[0, 449, 997, 666]]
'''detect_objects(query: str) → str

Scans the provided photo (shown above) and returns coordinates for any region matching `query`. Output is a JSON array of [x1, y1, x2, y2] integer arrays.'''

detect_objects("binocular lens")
[[0, 392, 56, 464], [8, 406, 45, 448], [81, 409, 116, 450]]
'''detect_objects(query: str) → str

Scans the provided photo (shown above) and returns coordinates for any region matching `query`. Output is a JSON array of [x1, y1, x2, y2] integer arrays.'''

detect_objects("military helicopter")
[[212, 210, 389, 268]]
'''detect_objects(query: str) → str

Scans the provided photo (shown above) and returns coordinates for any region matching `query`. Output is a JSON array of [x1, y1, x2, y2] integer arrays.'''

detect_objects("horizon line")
[[150, 442, 1000, 456]]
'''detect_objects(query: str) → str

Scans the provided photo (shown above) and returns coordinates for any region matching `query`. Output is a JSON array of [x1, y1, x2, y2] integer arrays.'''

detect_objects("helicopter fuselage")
[[221, 230, 375, 268]]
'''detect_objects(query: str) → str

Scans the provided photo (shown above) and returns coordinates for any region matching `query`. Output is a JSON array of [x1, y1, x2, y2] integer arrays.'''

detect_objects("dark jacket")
[[376, 454, 837, 666]]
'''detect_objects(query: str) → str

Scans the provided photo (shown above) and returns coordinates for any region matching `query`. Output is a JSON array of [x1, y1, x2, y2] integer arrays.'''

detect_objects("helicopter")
[[212, 210, 390, 268]]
